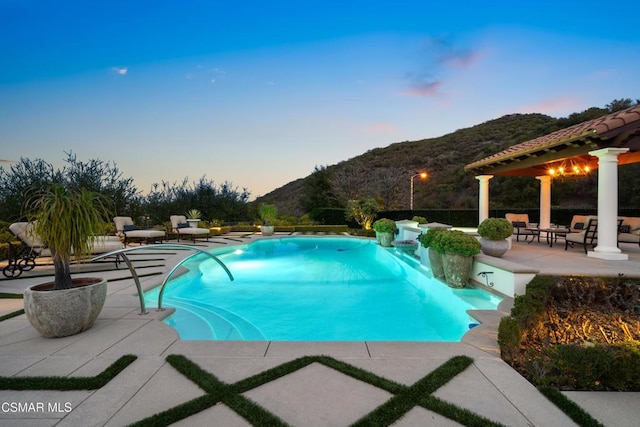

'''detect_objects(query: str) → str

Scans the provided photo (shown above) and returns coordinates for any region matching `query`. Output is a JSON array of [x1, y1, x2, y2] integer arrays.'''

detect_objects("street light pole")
[[410, 172, 428, 210]]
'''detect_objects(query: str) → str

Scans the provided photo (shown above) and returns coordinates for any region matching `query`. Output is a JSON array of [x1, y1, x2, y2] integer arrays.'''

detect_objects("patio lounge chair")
[[114, 216, 165, 246], [170, 215, 210, 242], [505, 213, 539, 242], [4, 222, 124, 278]]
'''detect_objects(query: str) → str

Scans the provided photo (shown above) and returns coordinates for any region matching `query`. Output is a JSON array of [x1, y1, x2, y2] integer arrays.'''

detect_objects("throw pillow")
[[123, 224, 139, 232], [177, 223, 189, 229]]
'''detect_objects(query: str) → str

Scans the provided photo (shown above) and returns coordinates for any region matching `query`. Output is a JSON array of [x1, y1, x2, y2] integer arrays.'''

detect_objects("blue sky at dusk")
[[1, 1, 638, 199]]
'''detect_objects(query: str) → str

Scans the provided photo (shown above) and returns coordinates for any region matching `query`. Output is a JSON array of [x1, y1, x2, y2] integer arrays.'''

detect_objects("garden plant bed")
[[499, 275, 640, 391]]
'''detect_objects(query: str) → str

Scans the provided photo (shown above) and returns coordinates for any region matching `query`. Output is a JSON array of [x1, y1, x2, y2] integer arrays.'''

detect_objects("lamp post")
[[410, 172, 428, 210]]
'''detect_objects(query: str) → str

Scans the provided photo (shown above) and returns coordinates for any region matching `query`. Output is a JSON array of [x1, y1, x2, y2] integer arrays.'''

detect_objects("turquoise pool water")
[[145, 237, 502, 341]]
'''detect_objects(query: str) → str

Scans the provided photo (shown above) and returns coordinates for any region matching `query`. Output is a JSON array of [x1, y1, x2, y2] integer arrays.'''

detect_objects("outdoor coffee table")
[[537, 227, 570, 248]]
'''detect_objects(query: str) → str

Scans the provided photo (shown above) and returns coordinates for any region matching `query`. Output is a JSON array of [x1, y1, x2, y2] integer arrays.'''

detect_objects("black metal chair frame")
[[3, 242, 40, 278]]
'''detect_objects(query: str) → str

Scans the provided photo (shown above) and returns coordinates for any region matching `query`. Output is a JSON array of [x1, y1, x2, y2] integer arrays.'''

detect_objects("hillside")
[[257, 113, 559, 216], [255, 101, 640, 217]]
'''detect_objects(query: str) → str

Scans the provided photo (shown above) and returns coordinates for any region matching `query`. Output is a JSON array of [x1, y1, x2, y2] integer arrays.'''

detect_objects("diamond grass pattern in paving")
[[131, 354, 505, 427], [0, 354, 509, 426]]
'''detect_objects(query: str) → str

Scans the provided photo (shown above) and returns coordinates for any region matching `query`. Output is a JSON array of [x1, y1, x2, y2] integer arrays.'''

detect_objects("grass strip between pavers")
[[0, 354, 137, 390], [351, 355, 504, 427], [130, 354, 508, 427], [0, 350, 604, 426], [0, 293, 24, 321], [538, 386, 605, 427], [0, 309, 24, 321], [0, 293, 23, 298]]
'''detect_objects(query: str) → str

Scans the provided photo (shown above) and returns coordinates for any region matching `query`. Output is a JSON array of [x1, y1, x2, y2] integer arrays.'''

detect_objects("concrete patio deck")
[[1, 234, 639, 426]]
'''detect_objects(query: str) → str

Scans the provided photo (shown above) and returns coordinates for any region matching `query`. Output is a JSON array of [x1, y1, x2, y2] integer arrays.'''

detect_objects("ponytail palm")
[[26, 184, 113, 290]]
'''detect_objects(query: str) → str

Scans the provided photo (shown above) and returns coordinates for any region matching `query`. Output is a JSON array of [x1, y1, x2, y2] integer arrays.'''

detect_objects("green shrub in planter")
[[418, 227, 446, 248], [412, 216, 428, 224], [431, 229, 481, 256], [372, 218, 396, 233], [478, 218, 513, 240]]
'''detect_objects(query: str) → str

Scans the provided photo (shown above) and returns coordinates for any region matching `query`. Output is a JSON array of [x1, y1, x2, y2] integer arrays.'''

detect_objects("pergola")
[[465, 105, 640, 260]]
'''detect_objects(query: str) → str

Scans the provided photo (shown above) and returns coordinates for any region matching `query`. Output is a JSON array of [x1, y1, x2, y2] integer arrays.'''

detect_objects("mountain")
[[255, 101, 640, 217]]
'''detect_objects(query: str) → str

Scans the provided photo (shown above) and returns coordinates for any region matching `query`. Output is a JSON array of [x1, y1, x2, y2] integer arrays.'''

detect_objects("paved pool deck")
[[1, 234, 639, 426]]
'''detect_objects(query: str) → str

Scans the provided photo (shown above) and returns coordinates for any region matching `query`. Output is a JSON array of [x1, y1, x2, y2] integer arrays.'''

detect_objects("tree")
[[0, 152, 138, 222], [330, 164, 370, 205], [345, 198, 379, 230], [0, 158, 56, 221], [300, 165, 339, 216], [141, 177, 249, 225], [606, 98, 638, 113]]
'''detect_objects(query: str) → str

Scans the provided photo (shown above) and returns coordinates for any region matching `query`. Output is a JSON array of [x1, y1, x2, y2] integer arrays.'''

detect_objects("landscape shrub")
[[417, 227, 446, 248], [477, 217, 513, 240], [543, 342, 640, 390], [372, 218, 396, 233], [499, 275, 640, 390]]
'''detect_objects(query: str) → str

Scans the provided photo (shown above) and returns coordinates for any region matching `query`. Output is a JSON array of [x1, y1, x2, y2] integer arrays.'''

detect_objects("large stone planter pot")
[[419, 245, 429, 266], [261, 225, 274, 236], [441, 253, 473, 288], [24, 278, 107, 338], [376, 231, 394, 247], [480, 238, 509, 258], [428, 248, 445, 280]]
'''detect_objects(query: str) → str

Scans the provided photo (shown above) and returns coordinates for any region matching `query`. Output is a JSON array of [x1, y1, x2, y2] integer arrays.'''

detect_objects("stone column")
[[476, 175, 493, 224], [536, 175, 552, 229], [588, 147, 629, 260]]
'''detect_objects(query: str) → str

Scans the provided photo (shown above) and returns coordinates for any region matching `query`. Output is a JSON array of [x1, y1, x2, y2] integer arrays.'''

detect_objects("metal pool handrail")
[[91, 244, 234, 315]]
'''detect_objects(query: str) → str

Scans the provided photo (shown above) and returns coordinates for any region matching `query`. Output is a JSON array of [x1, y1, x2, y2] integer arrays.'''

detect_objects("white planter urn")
[[479, 238, 509, 258], [186, 219, 200, 228]]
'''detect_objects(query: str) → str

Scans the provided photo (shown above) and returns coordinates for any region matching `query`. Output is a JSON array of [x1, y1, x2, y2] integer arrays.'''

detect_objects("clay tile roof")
[[466, 105, 640, 171]]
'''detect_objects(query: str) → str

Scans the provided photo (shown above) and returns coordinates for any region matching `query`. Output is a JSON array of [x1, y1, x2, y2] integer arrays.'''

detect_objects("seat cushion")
[[506, 213, 529, 225], [622, 217, 640, 235], [124, 229, 166, 239], [177, 227, 209, 235]]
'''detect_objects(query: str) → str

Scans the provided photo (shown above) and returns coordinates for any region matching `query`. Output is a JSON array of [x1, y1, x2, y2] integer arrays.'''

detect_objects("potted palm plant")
[[372, 218, 396, 247], [185, 209, 202, 228], [23, 184, 113, 337], [477, 217, 513, 257], [258, 203, 277, 236], [431, 229, 481, 288]]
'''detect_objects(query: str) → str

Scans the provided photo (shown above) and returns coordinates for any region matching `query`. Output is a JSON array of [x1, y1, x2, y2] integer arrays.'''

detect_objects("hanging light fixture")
[[548, 160, 592, 177]]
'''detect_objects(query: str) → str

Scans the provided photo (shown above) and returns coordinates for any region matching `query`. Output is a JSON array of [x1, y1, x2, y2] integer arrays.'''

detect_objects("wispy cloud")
[[430, 36, 482, 69], [403, 80, 442, 98], [112, 67, 128, 75], [402, 36, 481, 99]]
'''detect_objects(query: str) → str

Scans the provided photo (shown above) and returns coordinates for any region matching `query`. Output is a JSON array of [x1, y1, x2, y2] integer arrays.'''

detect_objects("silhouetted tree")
[[300, 166, 339, 217]]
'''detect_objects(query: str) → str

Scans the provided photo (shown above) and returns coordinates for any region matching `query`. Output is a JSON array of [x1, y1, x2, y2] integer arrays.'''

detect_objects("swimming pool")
[[145, 236, 502, 341]]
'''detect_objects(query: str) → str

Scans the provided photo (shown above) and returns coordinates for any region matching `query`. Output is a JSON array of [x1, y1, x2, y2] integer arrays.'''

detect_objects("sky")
[[1, 1, 639, 200]]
